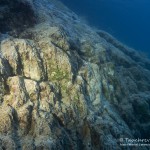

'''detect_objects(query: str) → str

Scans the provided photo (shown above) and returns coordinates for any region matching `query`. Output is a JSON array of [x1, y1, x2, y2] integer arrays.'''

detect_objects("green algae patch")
[[51, 68, 69, 82]]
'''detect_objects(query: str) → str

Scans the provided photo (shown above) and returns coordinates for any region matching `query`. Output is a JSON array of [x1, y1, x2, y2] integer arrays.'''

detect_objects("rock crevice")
[[0, 0, 150, 149]]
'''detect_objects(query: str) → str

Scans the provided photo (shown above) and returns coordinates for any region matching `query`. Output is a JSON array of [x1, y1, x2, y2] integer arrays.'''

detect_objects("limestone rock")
[[0, 0, 150, 149]]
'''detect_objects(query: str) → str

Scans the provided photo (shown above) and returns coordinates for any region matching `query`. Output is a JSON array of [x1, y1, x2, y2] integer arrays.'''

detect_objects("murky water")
[[61, 0, 150, 56]]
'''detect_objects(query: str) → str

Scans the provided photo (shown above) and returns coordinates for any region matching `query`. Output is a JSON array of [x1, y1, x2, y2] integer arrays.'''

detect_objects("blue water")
[[61, 0, 150, 56]]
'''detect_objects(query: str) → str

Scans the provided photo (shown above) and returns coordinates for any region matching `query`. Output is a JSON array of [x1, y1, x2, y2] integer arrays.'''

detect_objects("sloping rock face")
[[0, 0, 36, 34], [0, 0, 150, 149]]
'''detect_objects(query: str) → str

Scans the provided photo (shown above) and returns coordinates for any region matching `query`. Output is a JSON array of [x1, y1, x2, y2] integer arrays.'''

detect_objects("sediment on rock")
[[0, 0, 150, 149]]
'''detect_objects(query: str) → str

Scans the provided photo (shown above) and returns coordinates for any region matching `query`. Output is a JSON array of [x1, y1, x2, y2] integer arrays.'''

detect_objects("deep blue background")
[[61, 0, 150, 56]]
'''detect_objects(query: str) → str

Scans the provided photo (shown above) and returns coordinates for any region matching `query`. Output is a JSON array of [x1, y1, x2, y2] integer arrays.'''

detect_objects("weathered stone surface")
[[0, 0, 150, 149]]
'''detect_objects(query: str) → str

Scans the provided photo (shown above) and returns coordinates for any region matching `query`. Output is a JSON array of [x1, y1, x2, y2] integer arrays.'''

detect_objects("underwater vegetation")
[[0, 0, 150, 149]]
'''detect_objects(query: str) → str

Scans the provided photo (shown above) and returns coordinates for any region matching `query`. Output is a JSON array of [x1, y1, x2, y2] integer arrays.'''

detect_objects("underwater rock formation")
[[0, 0, 36, 35], [0, 0, 150, 149]]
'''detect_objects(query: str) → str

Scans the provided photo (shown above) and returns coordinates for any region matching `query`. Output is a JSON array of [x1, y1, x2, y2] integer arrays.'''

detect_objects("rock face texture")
[[0, 0, 150, 149]]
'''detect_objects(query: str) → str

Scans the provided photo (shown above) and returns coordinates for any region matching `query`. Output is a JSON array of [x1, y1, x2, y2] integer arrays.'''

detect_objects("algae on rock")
[[0, 0, 150, 149]]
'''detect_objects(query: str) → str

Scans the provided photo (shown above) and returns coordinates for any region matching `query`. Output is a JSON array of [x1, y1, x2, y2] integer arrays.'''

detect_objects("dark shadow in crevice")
[[10, 107, 22, 150]]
